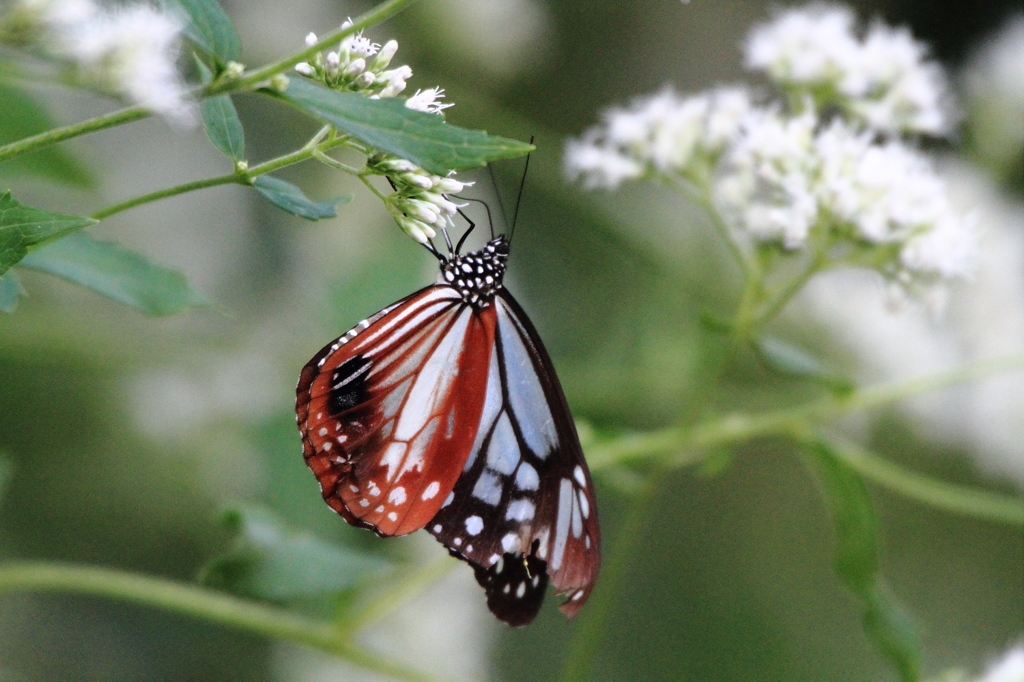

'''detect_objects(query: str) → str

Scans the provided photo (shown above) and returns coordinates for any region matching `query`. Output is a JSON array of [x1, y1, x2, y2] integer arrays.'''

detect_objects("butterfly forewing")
[[297, 285, 494, 536], [426, 290, 600, 623]]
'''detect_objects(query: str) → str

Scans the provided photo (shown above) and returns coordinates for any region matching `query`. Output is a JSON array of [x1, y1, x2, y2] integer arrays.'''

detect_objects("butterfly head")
[[439, 235, 510, 308]]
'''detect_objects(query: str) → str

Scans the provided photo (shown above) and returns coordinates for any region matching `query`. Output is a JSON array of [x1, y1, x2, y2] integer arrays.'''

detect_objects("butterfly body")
[[296, 235, 600, 625]]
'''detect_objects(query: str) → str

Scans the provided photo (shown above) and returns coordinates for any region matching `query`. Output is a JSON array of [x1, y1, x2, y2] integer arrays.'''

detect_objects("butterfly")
[[295, 220, 600, 627]]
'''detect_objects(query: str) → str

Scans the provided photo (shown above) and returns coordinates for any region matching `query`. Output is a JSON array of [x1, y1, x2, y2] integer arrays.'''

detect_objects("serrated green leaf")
[[19, 232, 206, 316], [806, 439, 922, 681], [0, 270, 26, 312], [195, 57, 245, 162], [199, 505, 387, 601], [160, 0, 240, 64], [0, 191, 96, 275], [755, 336, 853, 394], [0, 82, 94, 188], [272, 78, 534, 175], [253, 175, 351, 220]]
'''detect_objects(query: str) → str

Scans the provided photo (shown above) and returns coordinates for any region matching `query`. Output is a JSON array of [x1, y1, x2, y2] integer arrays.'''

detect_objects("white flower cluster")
[[295, 21, 411, 98], [4, 0, 194, 125], [565, 87, 751, 189], [565, 3, 975, 292], [295, 21, 463, 243], [745, 4, 952, 135]]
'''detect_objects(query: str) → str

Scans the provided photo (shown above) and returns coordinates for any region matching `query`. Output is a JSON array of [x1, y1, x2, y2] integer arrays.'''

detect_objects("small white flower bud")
[[304, 32, 318, 47], [396, 216, 433, 243], [380, 80, 407, 98], [403, 199, 441, 224], [420, 191, 458, 214], [432, 177, 465, 193], [341, 19, 354, 30], [269, 74, 290, 91], [398, 172, 434, 190], [371, 40, 399, 71], [294, 62, 316, 76], [325, 51, 340, 73], [381, 159, 419, 173], [344, 57, 366, 77], [224, 61, 245, 79], [234, 160, 249, 173]]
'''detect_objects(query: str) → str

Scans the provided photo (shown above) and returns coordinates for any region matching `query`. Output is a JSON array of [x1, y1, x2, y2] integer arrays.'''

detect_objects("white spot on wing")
[[485, 413, 520, 475], [516, 582, 526, 598], [388, 487, 407, 505], [574, 465, 586, 487], [515, 462, 539, 491], [422, 481, 440, 500], [387, 511, 398, 521], [433, 524, 442, 533], [501, 533, 519, 553], [471, 470, 503, 506], [505, 499, 536, 521], [442, 491, 454, 508], [465, 515, 484, 535], [551, 478, 573, 571], [578, 489, 590, 519]]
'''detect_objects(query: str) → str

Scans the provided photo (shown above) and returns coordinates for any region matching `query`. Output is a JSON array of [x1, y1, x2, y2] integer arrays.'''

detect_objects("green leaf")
[[160, 0, 240, 64], [0, 453, 12, 504], [0, 270, 26, 312], [272, 78, 534, 175], [195, 57, 245, 162], [199, 505, 388, 601], [19, 232, 206, 316], [754, 336, 853, 394], [0, 82, 94, 188], [253, 175, 351, 220], [0, 191, 96, 275], [805, 439, 922, 682]]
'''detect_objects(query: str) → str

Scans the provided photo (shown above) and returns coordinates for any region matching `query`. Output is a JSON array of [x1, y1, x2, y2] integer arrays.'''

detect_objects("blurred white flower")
[[564, 87, 752, 189], [714, 106, 819, 248], [973, 644, 1024, 682], [745, 4, 952, 135], [10, 0, 194, 124], [799, 162, 1024, 488], [963, 14, 1024, 177]]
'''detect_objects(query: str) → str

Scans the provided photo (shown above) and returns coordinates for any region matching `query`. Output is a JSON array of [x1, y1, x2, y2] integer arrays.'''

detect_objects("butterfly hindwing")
[[426, 289, 600, 623]]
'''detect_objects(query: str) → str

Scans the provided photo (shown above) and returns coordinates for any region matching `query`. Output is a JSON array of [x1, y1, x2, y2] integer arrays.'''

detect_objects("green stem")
[[90, 174, 238, 221], [754, 258, 822, 328], [0, 0, 422, 165], [337, 554, 455, 637], [585, 353, 1024, 525], [0, 561, 448, 682], [0, 105, 149, 164], [819, 434, 1024, 526], [89, 137, 352, 221]]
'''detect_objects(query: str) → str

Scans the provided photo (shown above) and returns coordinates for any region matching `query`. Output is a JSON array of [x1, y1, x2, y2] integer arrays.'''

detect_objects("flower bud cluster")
[[295, 20, 410, 98], [368, 156, 469, 244], [295, 21, 463, 245]]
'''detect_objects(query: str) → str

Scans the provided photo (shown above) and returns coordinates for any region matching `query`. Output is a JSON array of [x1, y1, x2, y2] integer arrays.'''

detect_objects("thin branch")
[[818, 433, 1024, 526], [0, 561, 451, 682]]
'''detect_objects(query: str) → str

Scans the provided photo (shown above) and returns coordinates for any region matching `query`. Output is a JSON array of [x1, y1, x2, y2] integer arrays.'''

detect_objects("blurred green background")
[[1, 0, 1021, 680]]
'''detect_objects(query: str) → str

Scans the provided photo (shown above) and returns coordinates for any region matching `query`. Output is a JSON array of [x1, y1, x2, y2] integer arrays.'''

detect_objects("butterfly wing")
[[426, 289, 601, 625], [296, 285, 495, 537]]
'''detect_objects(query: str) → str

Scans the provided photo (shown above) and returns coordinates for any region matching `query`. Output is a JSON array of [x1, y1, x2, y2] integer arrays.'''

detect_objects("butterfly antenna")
[[509, 136, 534, 243], [486, 164, 506, 241], [451, 196, 496, 255]]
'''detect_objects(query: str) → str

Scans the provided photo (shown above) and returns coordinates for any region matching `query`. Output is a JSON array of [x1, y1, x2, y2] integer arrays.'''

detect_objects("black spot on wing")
[[327, 355, 372, 415], [468, 543, 548, 627]]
